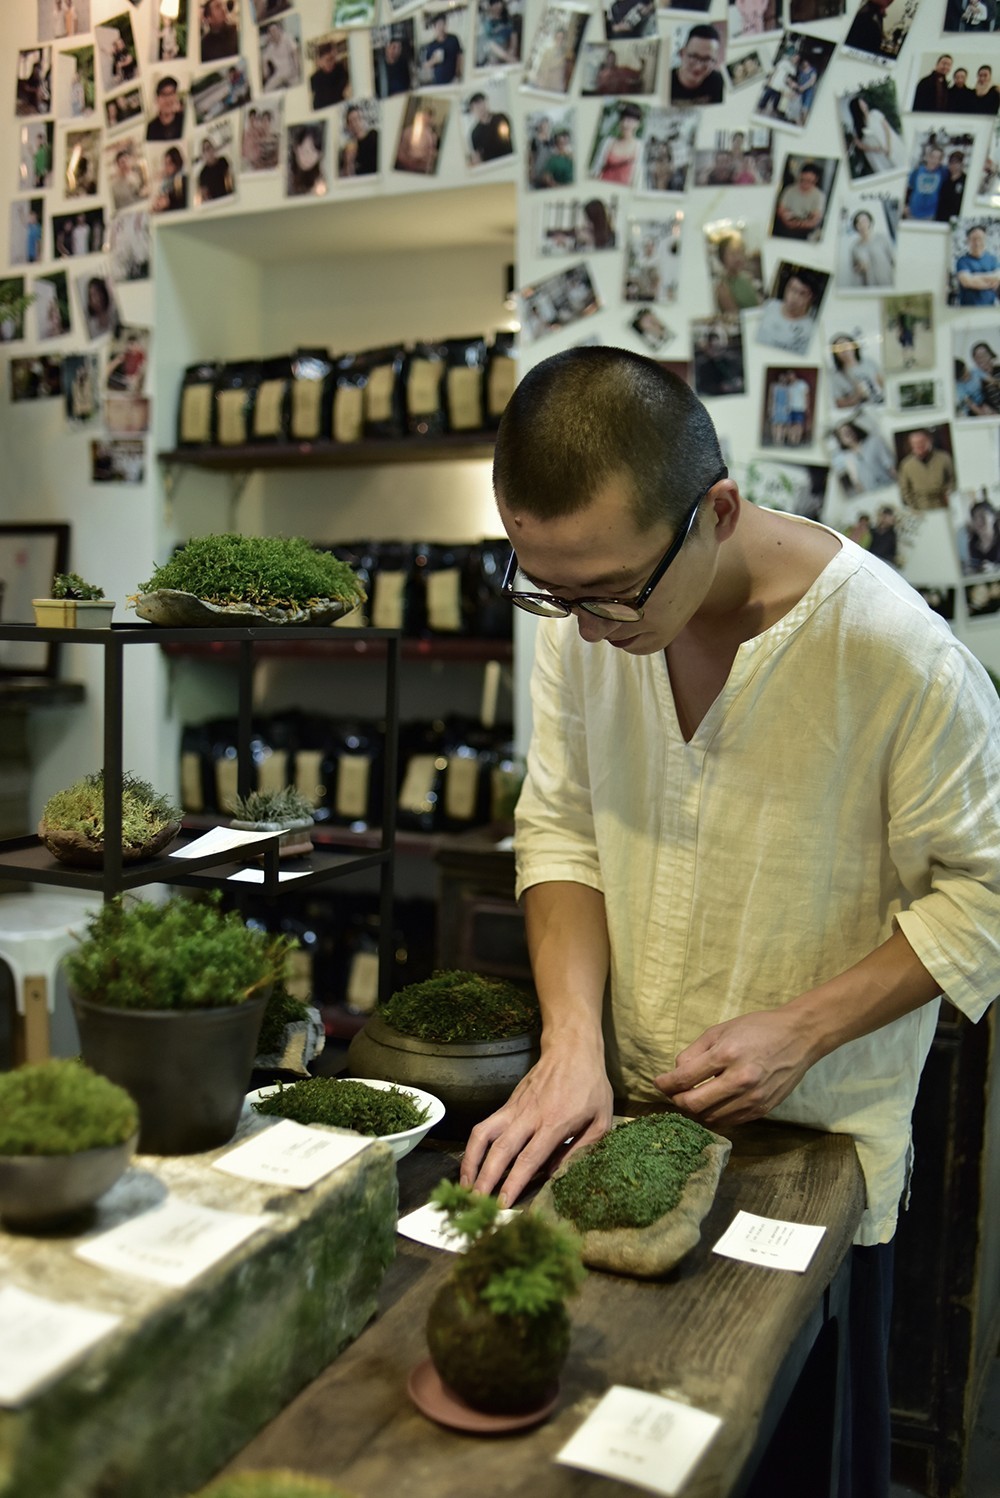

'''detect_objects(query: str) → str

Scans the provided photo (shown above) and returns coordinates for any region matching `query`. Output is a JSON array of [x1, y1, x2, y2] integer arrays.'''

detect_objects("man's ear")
[[708, 480, 741, 541]]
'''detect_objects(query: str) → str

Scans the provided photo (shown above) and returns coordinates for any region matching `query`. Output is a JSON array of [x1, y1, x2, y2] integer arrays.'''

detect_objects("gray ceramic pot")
[[0, 1133, 138, 1230], [346, 1013, 539, 1122]]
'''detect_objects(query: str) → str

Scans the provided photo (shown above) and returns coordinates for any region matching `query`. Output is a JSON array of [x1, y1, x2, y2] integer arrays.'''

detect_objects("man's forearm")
[[522, 880, 610, 1053]]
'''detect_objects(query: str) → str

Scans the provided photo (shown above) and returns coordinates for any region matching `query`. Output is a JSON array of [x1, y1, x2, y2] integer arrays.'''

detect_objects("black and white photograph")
[[75, 268, 119, 340], [517, 261, 600, 339], [525, 106, 574, 188], [623, 213, 682, 302], [148, 142, 188, 211], [105, 86, 145, 134], [55, 44, 95, 119], [474, 0, 523, 68], [9, 200, 44, 266], [704, 218, 764, 315], [105, 136, 150, 214], [308, 32, 353, 110], [728, 0, 783, 43], [38, 0, 93, 41], [826, 410, 897, 496], [463, 81, 515, 166], [841, 0, 912, 64], [952, 326, 1000, 418], [894, 422, 955, 510], [95, 14, 139, 92], [948, 217, 1000, 309], [65, 128, 101, 197], [881, 292, 935, 373], [761, 365, 818, 448], [16, 48, 52, 117], [579, 38, 659, 95], [417, 6, 469, 87], [33, 269, 72, 340], [394, 94, 450, 174], [523, 6, 588, 95], [538, 193, 617, 254], [286, 120, 329, 197], [589, 99, 646, 188], [837, 81, 905, 180], [9, 355, 62, 401], [191, 61, 252, 124], [693, 127, 772, 186], [200, 0, 240, 66], [19, 123, 54, 192], [952, 487, 1000, 575], [194, 120, 237, 206], [639, 108, 696, 193], [826, 327, 886, 410], [241, 100, 283, 173], [836, 192, 899, 290], [338, 99, 380, 178], [770, 154, 838, 241], [259, 14, 304, 93], [629, 305, 674, 351], [153, 0, 189, 62], [669, 21, 727, 107], [755, 261, 829, 355], [910, 53, 1000, 115], [372, 23, 418, 97], [63, 350, 98, 424], [753, 30, 834, 128], [692, 316, 745, 397], [52, 206, 105, 258], [92, 438, 146, 484]]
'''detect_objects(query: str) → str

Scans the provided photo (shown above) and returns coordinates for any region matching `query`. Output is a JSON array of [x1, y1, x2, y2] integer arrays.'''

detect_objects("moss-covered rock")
[[378, 970, 539, 1043]]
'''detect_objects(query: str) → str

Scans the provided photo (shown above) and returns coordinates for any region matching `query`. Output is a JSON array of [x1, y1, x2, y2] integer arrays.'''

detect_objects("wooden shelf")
[[158, 433, 495, 471], [160, 635, 512, 664]]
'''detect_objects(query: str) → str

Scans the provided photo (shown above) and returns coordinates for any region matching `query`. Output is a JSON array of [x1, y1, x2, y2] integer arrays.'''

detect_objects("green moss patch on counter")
[[252, 1077, 427, 1135], [551, 1113, 715, 1232]]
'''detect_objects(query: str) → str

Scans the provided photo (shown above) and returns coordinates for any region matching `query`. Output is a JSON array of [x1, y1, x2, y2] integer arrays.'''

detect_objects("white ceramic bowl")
[[247, 1077, 445, 1163]]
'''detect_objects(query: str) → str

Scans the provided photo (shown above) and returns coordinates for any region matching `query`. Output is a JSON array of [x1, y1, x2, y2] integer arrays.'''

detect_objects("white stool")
[[0, 892, 101, 1065]]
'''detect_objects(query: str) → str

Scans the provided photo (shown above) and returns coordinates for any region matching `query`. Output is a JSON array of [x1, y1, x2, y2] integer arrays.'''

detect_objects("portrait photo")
[[948, 217, 1000, 308], [105, 394, 151, 436], [841, 0, 912, 64], [589, 99, 646, 188], [629, 306, 674, 352], [52, 206, 105, 259], [148, 142, 188, 212], [394, 94, 450, 174], [881, 292, 935, 373], [606, 0, 657, 38], [904, 129, 974, 225], [19, 123, 54, 193], [55, 44, 96, 119], [669, 21, 726, 107], [826, 327, 886, 411], [770, 153, 838, 242], [693, 126, 772, 186], [372, 22, 418, 98], [753, 30, 834, 130], [308, 32, 352, 110], [640, 107, 697, 193], [200, 0, 240, 66], [193, 119, 237, 207], [65, 128, 101, 197], [623, 213, 682, 302], [965, 578, 1000, 619], [523, 6, 588, 95], [755, 261, 829, 356], [726, 50, 765, 91], [837, 81, 905, 181], [517, 261, 600, 340], [10, 355, 62, 402], [92, 439, 146, 484], [286, 120, 328, 197], [704, 218, 764, 315], [259, 14, 303, 93], [104, 86, 144, 134], [579, 38, 659, 95], [75, 269, 119, 340], [463, 81, 515, 167], [0, 277, 28, 343], [38, 0, 93, 42], [737, 456, 829, 521], [952, 487, 1000, 576], [63, 351, 99, 424], [761, 365, 818, 449], [525, 106, 574, 188], [33, 270, 72, 340], [692, 316, 745, 398], [104, 136, 150, 214], [538, 194, 617, 254], [9, 200, 44, 267], [241, 100, 283, 173], [16, 48, 52, 117], [728, 0, 783, 43], [191, 61, 252, 124], [94, 14, 138, 92], [106, 324, 150, 393], [893, 375, 942, 412], [952, 325, 1000, 419], [338, 99, 380, 179], [910, 53, 999, 116], [826, 411, 897, 497], [894, 423, 956, 511], [152, 0, 189, 63], [417, 6, 469, 88], [977, 121, 1000, 210], [475, 0, 522, 67], [836, 192, 899, 292]]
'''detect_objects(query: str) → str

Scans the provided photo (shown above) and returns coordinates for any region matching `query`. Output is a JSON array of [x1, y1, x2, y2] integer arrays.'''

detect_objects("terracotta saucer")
[[407, 1358, 559, 1434]]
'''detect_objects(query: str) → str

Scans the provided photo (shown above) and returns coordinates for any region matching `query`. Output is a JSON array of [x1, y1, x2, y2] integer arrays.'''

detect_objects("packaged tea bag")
[[416, 540, 472, 635], [464, 539, 514, 639], [289, 348, 334, 442], [177, 360, 221, 446], [444, 336, 488, 432], [214, 359, 261, 447], [360, 344, 406, 439], [403, 341, 447, 436], [485, 331, 516, 428], [252, 354, 293, 442], [332, 355, 366, 444], [369, 540, 418, 632]]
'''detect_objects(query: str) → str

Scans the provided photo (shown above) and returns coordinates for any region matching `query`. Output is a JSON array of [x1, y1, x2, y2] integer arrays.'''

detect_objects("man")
[[146, 76, 184, 141], [467, 91, 513, 164], [785, 369, 810, 444], [955, 224, 1000, 304], [110, 147, 145, 210], [310, 40, 350, 109], [948, 66, 972, 110], [607, 0, 656, 38], [694, 326, 743, 396], [773, 160, 826, 240], [897, 428, 954, 508], [538, 128, 573, 186], [843, 0, 891, 56], [670, 24, 724, 105], [196, 136, 232, 201], [935, 148, 967, 220], [261, 19, 301, 89], [379, 34, 413, 96], [201, 0, 239, 63], [339, 104, 378, 176], [33, 130, 51, 189], [705, 148, 734, 184], [71, 211, 90, 255], [912, 54, 953, 111], [462, 345, 1000, 1498], [903, 141, 947, 220], [422, 13, 464, 85], [755, 267, 820, 354]]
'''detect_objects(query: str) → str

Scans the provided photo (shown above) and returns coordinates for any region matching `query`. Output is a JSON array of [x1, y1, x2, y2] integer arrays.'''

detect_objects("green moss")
[[138, 534, 365, 610], [379, 970, 539, 1043], [253, 1077, 427, 1135], [64, 891, 294, 1012], [50, 571, 104, 600], [42, 770, 180, 849], [194, 1473, 357, 1498], [229, 787, 315, 824], [550, 1113, 714, 1232], [256, 982, 313, 1057], [0, 1059, 137, 1155]]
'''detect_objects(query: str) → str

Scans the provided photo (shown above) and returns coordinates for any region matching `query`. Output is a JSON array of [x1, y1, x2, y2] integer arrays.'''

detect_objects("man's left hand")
[[654, 1009, 817, 1128]]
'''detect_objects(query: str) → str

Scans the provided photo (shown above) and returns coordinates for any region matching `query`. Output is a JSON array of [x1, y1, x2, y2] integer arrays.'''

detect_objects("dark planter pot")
[[346, 1013, 539, 1122], [71, 992, 269, 1155], [0, 1133, 138, 1231], [426, 1277, 569, 1414]]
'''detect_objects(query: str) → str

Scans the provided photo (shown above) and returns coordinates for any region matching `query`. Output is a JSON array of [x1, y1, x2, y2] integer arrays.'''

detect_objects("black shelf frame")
[[0, 621, 402, 1006]]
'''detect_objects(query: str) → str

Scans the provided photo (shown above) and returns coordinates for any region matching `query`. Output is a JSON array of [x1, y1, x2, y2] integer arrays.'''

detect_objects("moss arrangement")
[[138, 534, 365, 611], [378, 970, 540, 1043], [50, 571, 105, 600], [230, 787, 315, 824], [42, 769, 180, 850], [550, 1113, 715, 1233], [253, 1077, 428, 1135], [255, 981, 315, 1058], [194, 1472, 357, 1498], [64, 891, 293, 1012], [0, 1058, 138, 1156], [432, 1180, 585, 1315]]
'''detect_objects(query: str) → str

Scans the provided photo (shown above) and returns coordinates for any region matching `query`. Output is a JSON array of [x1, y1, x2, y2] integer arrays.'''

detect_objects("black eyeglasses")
[[501, 467, 728, 622]]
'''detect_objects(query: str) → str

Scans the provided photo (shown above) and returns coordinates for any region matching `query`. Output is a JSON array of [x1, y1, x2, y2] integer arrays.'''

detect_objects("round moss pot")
[[346, 1013, 539, 1122], [426, 1278, 569, 1415], [71, 992, 269, 1155], [0, 1133, 138, 1231]]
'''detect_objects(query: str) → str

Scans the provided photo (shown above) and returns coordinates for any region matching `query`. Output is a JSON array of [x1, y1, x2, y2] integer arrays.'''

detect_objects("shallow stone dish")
[[133, 589, 356, 628]]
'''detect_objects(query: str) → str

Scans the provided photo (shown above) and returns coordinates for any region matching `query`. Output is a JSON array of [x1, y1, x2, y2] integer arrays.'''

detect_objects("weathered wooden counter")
[[221, 1119, 864, 1497]]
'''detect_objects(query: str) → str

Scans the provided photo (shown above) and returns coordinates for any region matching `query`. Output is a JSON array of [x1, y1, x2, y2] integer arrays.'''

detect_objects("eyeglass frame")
[[500, 466, 729, 622]]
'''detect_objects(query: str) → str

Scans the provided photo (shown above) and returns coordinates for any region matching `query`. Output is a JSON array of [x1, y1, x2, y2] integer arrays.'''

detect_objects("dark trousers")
[[839, 1241, 895, 1498]]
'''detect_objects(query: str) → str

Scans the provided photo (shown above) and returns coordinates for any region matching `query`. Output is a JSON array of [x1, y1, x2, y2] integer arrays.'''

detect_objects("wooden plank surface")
[[222, 1119, 864, 1497]]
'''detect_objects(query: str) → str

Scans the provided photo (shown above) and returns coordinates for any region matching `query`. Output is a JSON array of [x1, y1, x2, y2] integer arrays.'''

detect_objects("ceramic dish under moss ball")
[[247, 1077, 445, 1162]]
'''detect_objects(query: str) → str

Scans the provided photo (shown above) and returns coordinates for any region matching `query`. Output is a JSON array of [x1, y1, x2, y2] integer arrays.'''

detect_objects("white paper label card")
[[396, 1200, 517, 1252], [555, 1384, 722, 1497], [227, 867, 312, 884], [213, 1117, 370, 1188], [74, 1197, 267, 1287], [0, 1285, 121, 1407], [170, 825, 280, 859], [712, 1210, 827, 1273]]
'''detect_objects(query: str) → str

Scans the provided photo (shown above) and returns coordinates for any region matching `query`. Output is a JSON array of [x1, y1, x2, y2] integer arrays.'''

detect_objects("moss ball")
[[0, 1059, 138, 1156]]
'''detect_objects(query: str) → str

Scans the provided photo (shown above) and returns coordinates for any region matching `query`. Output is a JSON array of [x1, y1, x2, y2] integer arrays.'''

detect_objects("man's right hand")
[[460, 1043, 614, 1206]]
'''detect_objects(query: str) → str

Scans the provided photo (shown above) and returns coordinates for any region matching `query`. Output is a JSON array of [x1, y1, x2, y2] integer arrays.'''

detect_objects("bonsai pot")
[[0, 1134, 138, 1231], [38, 817, 182, 866], [347, 1013, 539, 1121], [33, 598, 116, 628], [71, 991, 269, 1155], [230, 816, 314, 860]]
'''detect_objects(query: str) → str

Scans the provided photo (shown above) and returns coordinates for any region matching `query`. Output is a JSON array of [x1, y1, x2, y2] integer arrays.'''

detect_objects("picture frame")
[[0, 522, 70, 676]]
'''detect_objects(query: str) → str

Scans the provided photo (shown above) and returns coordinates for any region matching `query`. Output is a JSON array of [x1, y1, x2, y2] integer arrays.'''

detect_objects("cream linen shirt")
[[514, 529, 1000, 1244]]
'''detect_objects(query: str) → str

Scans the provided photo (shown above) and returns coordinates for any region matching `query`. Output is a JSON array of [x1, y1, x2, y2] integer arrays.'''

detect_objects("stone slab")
[[0, 1105, 398, 1498]]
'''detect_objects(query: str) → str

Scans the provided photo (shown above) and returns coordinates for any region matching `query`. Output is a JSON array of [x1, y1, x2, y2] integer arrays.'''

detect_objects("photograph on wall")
[[394, 94, 451, 174], [837, 80, 905, 180], [33, 269, 72, 340], [623, 213, 682, 301], [248, 0, 293, 18], [92, 439, 146, 484], [754, 261, 829, 355], [146, 74, 186, 140], [286, 120, 329, 196], [693, 126, 772, 186], [63, 351, 98, 424], [728, 0, 783, 44], [475, 0, 523, 68], [881, 292, 935, 373], [52, 206, 106, 258], [463, 81, 515, 166], [965, 577, 1000, 619], [334, 0, 377, 25], [669, 20, 727, 107], [952, 326, 1000, 419], [638, 107, 696, 193], [241, 99, 283, 173], [903, 130, 974, 225], [19, 123, 54, 193], [526, 106, 574, 186], [826, 327, 885, 410], [538, 193, 618, 253], [841, 0, 912, 64], [75, 268, 119, 340], [978, 122, 1000, 210], [338, 99, 380, 178], [579, 38, 659, 94], [726, 51, 765, 91], [65, 128, 101, 197], [915, 583, 955, 619], [105, 394, 152, 436], [105, 136, 150, 214], [589, 99, 646, 187], [892, 375, 942, 412], [522, 6, 588, 95], [629, 305, 674, 351], [752, 30, 834, 128], [910, 54, 999, 115], [148, 143, 188, 212], [56, 44, 95, 119], [308, 32, 353, 110], [948, 217, 1000, 309], [200, 0, 240, 66], [0, 277, 28, 343], [894, 422, 955, 511], [692, 316, 745, 397], [105, 86, 145, 135], [760, 365, 818, 448], [106, 325, 150, 393], [10, 200, 44, 266], [704, 218, 764, 315], [153, 0, 189, 62], [192, 61, 252, 124], [826, 410, 897, 497], [517, 262, 600, 339], [372, 23, 418, 97], [16, 48, 52, 117], [835, 191, 899, 291], [770, 153, 838, 241], [95, 14, 139, 92], [38, 0, 93, 40], [417, 6, 469, 87], [606, 0, 657, 39], [847, 503, 905, 568], [194, 119, 237, 206], [952, 487, 1000, 576], [736, 455, 829, 520], [10, 356, 62, 401], [259, 13, 303, 92]]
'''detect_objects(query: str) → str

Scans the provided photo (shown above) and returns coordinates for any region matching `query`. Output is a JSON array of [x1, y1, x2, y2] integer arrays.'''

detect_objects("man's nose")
[[573, 608, 617, 642]]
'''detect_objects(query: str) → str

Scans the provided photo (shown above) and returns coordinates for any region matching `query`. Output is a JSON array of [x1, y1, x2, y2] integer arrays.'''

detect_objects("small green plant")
[[137, 534, 365, 610], [253, 1077, 428, 1134], [550, 1112, 714, 1232], [255, 980, 314, 1056], [65, 891, 294, 1012], [42, 770, 180, 850], [378, 970, 540, 1043], [194, 1473, 357, 1498], [0, 1059, 137, 1155], [230, 786, 315, 824], [50, 571, 105, 600]]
